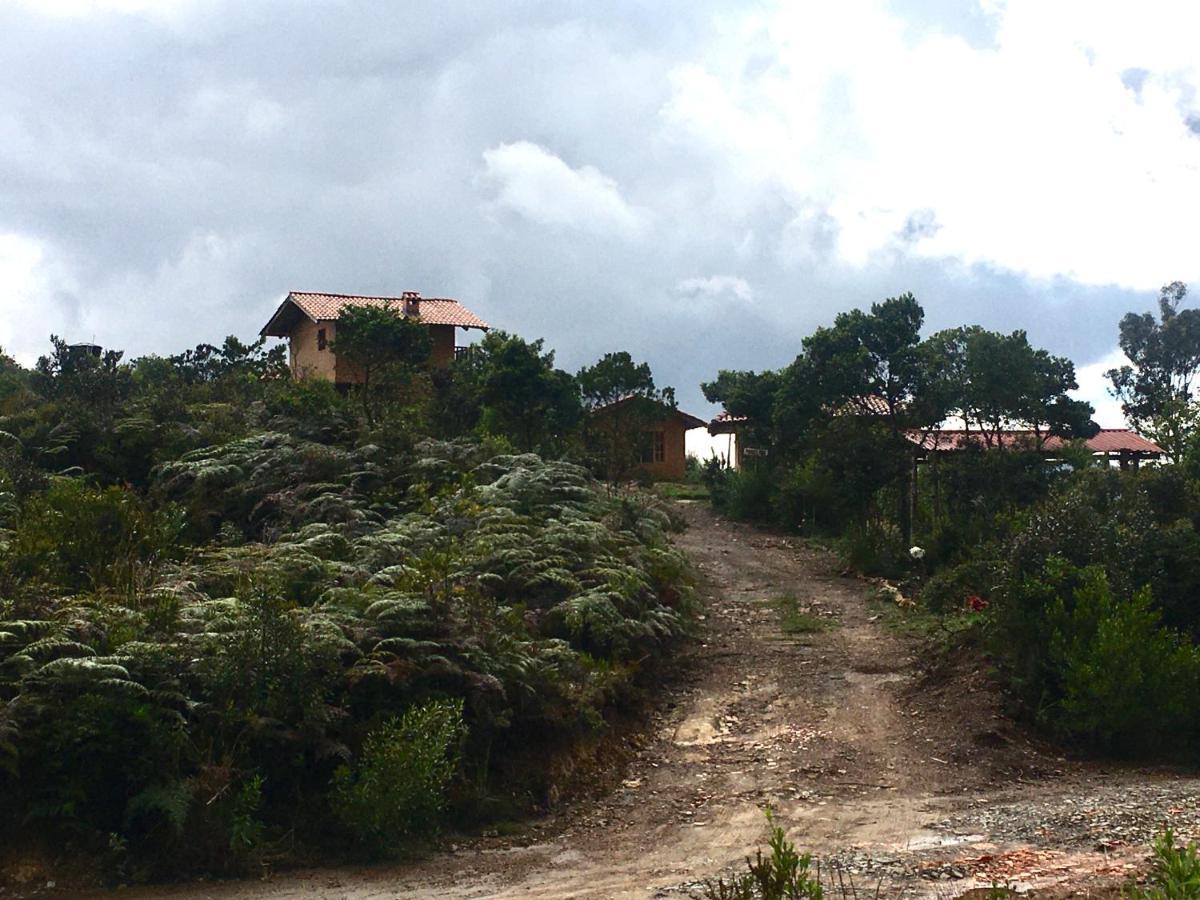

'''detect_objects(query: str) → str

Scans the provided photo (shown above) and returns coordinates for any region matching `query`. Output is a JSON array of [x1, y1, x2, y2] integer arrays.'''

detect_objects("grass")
[[654, 482, 710, 501], [770, 595, 830, 636]]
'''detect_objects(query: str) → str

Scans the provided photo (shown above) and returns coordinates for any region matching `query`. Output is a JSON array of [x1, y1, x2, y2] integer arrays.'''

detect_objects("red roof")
[[261, 291, 489, 336], [708, 412, 750, 434], [591, 395, 707, 430], [835, 395, 893, 416], [906, 428, 1164, 456]]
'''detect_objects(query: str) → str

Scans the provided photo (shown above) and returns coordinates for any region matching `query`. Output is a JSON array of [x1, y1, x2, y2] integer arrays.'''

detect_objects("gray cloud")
[[0, 0, 1177, 418]]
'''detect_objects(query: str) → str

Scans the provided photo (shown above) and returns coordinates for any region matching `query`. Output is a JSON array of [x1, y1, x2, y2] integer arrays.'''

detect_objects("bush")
[[920, 557, 1003, 613], [836, 524, 908, 579], [1129, 828, 1200, 898], [333, 699, 465, 846], [4, 478, 184, 594], [1046, 569, 1200, 755], [0, 439, 694, 875], [704, 812, 823, 900], [710, 464, 777, 524]]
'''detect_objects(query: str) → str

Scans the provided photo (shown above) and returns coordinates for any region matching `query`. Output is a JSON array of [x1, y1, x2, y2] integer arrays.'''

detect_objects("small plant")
[[1128, 828, 1200, 898], [228, 774, 265, 851], [333, 699, 465, 847], [770, 596, 828, 636], [704, 812, 824, 899]]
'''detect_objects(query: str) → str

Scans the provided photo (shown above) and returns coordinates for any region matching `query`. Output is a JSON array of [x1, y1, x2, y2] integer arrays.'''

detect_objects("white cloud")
[[186, 85, 287, 143], [676, 274, 753, 302], [1, 0, 193, 19], [480, 141, 648, 237], [1072, 347, 1129, 428], [663, 0, 1200, 289], [0, 232, 76, 365]]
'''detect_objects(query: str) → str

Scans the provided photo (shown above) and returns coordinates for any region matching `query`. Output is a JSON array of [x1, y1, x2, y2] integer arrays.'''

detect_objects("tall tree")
[[475, 332, 582, 453], [578, 352, 675, 481], [793, 293, 929, 541], [1107, 281, 1200, 461], [942, 328, 1094, 448], [331, 305, 432, 425], [701, 369, 782, 451]]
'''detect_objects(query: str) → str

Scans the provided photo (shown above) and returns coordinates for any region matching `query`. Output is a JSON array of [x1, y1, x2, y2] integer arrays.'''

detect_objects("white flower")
[[909, 546, 925, 560]]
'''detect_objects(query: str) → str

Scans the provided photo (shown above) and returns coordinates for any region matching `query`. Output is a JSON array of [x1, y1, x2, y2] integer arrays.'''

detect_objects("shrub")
[[1046, 569, 1200, 755], [835, 524, 907, 579], [1129, 828, 1200, 898], [920, 557, 1003, 613], [4, 478, 184, 594], [704, 812, 823, 900], [333, 699, 465, 846], [0, 438, 694, 874], [710, 464, 776, 523]]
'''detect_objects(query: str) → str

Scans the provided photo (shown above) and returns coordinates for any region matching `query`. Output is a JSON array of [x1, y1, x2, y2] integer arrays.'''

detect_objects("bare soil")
[[121, 504, 1200, 898]]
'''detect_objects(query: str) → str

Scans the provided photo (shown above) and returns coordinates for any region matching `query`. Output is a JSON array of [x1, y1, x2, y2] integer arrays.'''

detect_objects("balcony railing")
[[454, 345, 475, 361]]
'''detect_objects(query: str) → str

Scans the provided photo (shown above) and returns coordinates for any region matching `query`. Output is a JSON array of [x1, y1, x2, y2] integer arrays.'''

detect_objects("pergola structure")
[[904, 428, 1165, 470]]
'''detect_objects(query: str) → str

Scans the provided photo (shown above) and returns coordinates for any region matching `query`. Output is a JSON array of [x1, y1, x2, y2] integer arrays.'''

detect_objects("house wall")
[[429, 325, 455, 367], [289, 320, 456, 383], [639, 416, 690, 481], [289, 319, 337, 380]]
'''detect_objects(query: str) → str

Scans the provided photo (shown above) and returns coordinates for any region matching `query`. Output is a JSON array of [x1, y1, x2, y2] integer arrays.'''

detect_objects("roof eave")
[[260, 297, 316, 337]]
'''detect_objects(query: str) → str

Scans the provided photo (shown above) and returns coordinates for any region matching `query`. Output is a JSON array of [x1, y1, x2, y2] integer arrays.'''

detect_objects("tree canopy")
[[331, 304, 432, 424], [1107, 281, 1200, 460], [578, 351, 675, 481]]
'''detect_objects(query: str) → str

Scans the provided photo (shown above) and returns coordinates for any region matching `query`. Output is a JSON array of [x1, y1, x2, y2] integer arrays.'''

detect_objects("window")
[[317, 328, 327, 351], [641, 430, 665, 464]]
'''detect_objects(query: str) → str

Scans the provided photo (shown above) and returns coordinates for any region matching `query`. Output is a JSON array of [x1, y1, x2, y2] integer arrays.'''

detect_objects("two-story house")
[[260, 290, 489, 384]]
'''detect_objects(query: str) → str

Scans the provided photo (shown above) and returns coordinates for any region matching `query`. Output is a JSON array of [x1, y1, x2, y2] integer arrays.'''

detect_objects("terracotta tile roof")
[[835, 395, 893, 416], [261, 291, 489, 336], [590, 395, 708, 430], [905, 428, 1164, 455], [709, 412, 750, 434], [1076, 429, 1165, 454]]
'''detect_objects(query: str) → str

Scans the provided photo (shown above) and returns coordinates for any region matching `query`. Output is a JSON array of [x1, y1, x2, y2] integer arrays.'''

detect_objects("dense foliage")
[[0, 327, 694, 880], [702, 288, 1200, 759]]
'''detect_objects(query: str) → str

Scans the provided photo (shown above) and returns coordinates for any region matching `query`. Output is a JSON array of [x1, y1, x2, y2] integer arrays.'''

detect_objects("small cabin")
[[260, 290, 489, 384], [591, 397, 707, 481]]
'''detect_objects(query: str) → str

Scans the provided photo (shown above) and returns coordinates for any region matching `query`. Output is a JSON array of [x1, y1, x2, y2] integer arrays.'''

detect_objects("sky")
[[4, 0, 1200, 431]]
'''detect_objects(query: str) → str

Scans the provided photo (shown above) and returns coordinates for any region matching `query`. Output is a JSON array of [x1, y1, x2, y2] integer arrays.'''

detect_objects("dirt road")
[[156, 504, 1200, 898]]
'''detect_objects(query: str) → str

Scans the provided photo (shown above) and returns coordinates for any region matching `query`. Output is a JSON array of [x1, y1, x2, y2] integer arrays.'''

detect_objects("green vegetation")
[[702, 285, 1200, 759], [331, 305, 432, 424], [578, 351, 678, 482], [1129, 829, 1200, 898], [769, 596, 828, 636], [332, 699, 465, 848], [654, 482, 710, 501], [704, 813, 824, 900], [0, 323, 695, 881]]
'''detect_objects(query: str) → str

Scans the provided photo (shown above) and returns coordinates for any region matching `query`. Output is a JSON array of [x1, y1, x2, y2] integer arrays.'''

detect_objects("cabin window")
[[641, 430, 666, 464], [317, 328, 327, 351]]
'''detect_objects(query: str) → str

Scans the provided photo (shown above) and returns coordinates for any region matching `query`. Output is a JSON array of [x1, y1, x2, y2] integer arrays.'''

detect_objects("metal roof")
[[261, 291, 489, 336]]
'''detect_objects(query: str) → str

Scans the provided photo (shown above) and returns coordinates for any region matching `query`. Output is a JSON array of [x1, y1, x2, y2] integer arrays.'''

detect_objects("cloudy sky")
[[4, 0, 1200, 426]]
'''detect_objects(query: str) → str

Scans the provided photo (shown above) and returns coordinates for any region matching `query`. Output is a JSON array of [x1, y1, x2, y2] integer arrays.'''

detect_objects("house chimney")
[[402, 290, 420, 318]]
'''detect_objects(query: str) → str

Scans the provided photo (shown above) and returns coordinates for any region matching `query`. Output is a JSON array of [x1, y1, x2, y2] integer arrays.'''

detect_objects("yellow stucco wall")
[[289, 319, 338, 380], [288, 320, 456, 383]]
